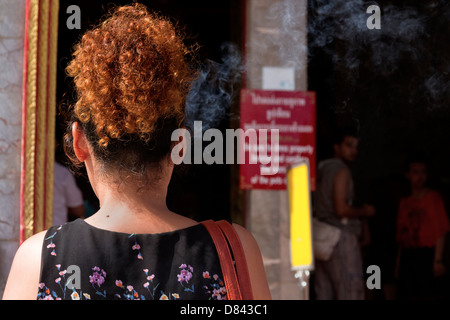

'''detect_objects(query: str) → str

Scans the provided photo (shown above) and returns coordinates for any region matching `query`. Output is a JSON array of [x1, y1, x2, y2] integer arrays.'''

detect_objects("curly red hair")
[[66, 3, 195, 148]]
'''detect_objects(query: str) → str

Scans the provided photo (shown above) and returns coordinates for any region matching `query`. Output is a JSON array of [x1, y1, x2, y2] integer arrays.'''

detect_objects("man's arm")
[[332, 168, 375, 219]]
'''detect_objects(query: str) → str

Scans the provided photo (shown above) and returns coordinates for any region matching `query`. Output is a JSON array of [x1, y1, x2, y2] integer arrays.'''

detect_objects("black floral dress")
[[37, 219, 227, 300]]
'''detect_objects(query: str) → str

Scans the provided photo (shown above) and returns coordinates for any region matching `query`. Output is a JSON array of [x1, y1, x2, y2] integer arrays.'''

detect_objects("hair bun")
[[66, 3, 196, 148]]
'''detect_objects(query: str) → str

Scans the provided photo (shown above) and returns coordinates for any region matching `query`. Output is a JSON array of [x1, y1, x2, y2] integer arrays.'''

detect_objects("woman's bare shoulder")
[[231, 223, 272, 300], [2, 230, 47, 300], [232, 224, 260, 252]]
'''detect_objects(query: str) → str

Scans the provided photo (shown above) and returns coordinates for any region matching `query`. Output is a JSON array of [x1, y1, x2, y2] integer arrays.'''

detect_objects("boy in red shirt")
[[396, 153, 449, 299]]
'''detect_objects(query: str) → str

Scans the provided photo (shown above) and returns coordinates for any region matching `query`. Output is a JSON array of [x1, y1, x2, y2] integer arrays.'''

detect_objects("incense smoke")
[[184, 42, 243, 133], [309, 0, 427, 72], [184, 0, 449, 133], [307, 0, 449, 110]]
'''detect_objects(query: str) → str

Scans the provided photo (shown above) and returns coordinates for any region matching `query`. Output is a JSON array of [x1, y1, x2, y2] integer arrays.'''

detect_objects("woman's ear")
[[72, 122, 89, 162]]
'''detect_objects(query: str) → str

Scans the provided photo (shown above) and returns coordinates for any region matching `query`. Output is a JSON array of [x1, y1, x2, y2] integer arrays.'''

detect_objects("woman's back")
[[37, 219, 226, 300], [2, 3, 271, 300]]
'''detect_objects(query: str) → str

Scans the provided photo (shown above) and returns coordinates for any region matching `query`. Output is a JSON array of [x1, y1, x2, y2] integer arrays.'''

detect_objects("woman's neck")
[[84, 179, 195, 234]]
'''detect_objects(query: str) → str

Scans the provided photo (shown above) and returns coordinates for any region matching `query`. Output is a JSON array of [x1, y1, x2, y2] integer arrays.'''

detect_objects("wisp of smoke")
[[184, 42, 243, 133], [309, 0, 427, 73], [184, 0, 449, 133], [307, 0, 449, 108]]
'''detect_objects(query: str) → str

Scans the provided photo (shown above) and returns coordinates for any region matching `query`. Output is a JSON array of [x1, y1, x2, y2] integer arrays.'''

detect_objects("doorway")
[[55, 0, 244, 222]]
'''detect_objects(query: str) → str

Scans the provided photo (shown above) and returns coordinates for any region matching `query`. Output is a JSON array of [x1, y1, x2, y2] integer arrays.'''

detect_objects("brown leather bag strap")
[[217, 220, 254, 300], [200, 220, 243, 300]]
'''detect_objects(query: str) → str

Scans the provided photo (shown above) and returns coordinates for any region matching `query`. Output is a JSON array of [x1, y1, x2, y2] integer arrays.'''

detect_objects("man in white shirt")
[[53, 161, 85, 225]]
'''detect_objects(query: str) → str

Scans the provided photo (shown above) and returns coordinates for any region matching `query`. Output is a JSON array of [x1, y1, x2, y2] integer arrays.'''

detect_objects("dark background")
[[56, 0, 243, 222], [55, 0, 450, 234], [308, 2, 450, 204], [307, 0, 450, 298]]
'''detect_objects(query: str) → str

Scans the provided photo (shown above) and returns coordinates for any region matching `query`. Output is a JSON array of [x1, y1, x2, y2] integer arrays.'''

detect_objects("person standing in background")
[[53, 160, 85, 225], [396, 153, 450, 299], [53, 136, 85, 225], [313, 127, 375, 300]]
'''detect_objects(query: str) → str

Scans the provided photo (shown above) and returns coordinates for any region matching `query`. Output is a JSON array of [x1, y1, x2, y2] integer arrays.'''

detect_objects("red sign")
[[239, 89, 316, 190]]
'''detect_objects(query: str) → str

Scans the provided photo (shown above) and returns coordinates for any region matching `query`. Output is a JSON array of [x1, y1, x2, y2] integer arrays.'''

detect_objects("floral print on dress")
[[114, 281, 142, 300], [38, 261, 227, 300], [142, 268, 159, 299], [37, 282, 59, 300], [129, 233, 143, 260], [89, 267, 107, 298], [159, 292, 180, 300], [44, 225, 62, 257], [38, 221, 228, 300], [37, 264, 92, 300], [202, 271, 227, 300], [177, 264, 194, 293]]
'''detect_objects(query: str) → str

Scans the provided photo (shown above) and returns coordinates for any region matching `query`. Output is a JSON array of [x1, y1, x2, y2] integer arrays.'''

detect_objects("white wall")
[[0, 0, 26, 297]]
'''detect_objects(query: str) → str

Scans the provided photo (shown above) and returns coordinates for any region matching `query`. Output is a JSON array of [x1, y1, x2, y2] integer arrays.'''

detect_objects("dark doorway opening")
[[56, 0, 244, 222]]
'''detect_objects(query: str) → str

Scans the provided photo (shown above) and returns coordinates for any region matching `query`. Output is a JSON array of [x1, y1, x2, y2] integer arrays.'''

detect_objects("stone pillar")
[[0, 0, 59, 297], [244, 0, 308, 300], [0, 0, 26, 296]]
